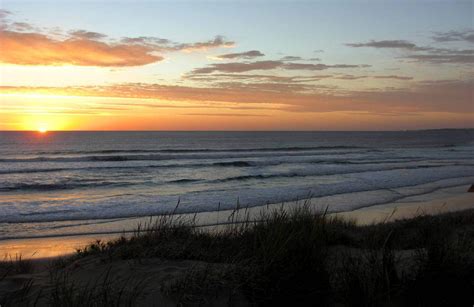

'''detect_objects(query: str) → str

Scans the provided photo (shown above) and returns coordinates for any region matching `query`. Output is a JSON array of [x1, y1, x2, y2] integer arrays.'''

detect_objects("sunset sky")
[[0, 0, 472, 131]]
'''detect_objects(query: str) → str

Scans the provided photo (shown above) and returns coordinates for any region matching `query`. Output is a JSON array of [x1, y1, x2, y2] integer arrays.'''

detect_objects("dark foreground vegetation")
[[1, 206, 473, 306]]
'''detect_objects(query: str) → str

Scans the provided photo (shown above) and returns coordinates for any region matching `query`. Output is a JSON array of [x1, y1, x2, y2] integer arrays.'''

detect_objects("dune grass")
[[0, 254, 35, 277], [47, 268, 146, 307], [1, 206, 473, 306]]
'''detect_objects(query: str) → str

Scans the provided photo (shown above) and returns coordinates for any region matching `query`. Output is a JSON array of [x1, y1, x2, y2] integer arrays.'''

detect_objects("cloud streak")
[[183, 113, 269, 117], [346, 40, 429, 51], [69, 30, 108, 40], [432, 30, 474, 44], [406, 54, 474, 64], [0, 9, 11, 21], [373, 75, 413, 80], [185, 73, 333, 83], [191, 60, 367, 74], [216, 50, 264, 59], [346, 37, 474, 64], [176, 35, 235, 52]]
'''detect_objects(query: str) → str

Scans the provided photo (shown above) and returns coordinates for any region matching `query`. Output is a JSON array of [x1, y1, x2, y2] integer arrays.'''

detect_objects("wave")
[[210, 164, 470, 183], [30, 145, 366, 156], [0, 181, 135, 192], [0, 160, 259, 175], [2, 163, 458, 192], [1, 157, 471, 176], [1, 175, 473, 225], [0, 168, 72, 175], [169, 179, 202, 184], [212, 161, 253, 167], [0, 149, 369, 163]]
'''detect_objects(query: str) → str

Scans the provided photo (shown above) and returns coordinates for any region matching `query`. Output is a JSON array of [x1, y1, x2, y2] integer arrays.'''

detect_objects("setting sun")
[[38, 128, 47, 133]]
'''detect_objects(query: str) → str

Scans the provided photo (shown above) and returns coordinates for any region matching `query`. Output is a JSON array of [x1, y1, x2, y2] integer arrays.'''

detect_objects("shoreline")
[[332, 184, 474, 225], [1, 184, 472, 260], [2, 196, 473, 306]]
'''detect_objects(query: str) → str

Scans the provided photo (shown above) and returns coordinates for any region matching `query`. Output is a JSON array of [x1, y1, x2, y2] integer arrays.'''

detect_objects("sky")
[[0, 0, 473, 131]]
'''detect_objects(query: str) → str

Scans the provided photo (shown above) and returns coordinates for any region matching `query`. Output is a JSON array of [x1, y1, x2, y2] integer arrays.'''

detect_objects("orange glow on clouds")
[[2, 92, 472, 131], [0, 6, 472, 131], [0, 31, 164, 67]]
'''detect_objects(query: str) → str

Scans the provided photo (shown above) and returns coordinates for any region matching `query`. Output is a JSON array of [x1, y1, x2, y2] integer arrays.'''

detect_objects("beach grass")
[[1, 206, 473, 306], [0, 254, 35, 277]]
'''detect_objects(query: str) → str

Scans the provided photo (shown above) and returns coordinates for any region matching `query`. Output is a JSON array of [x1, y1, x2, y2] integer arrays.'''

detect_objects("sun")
[[38, 127, 48, 133]]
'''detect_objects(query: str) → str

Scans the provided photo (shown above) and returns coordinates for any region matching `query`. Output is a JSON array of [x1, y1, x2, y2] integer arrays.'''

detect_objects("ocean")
[[0, 130, 473, 240]]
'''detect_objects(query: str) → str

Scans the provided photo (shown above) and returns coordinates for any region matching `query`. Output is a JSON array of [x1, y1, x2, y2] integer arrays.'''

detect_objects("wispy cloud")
[[69, 30, 108, 40], [185, 73, 333, 83], [333, 75, 366, 80], [183, 113, 269, 117], [216, 50, 264, 59], [373, 75, 413, 80], [120, 36, 172, 46], [192, 60, 282, 73], [332, 74, 413, 81], [10, 22, 35, 31], [177, 35, 235, 52], [346, 36, 474, 64], [432, 30, 474, 44], [280, 56, 302, 61], [346, 40, 429, 51], [406, 53, 474, 64], [191, 60, 367, 74], [0, 9, 11, 20], [283, 62, 365, 70]]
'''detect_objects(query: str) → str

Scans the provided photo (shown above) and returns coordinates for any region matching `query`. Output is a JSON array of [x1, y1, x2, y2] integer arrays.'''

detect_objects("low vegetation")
[[1, 206, 473, 306]]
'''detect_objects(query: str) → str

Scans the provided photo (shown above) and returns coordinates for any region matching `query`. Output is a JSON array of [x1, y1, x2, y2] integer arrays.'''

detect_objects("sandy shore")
[[333, 184, 474, 225], [0, 233, 121, 260], [1, 184, 472, 260]]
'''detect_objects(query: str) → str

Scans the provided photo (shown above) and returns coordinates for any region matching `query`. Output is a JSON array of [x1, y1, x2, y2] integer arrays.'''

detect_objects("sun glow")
[[38, 127, 48, 133]]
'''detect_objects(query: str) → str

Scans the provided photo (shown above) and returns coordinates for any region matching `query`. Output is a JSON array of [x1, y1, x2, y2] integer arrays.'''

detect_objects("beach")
[[1, 184, 472, 260], [1, 193, 473, 306], [334, 184, 474, 224]]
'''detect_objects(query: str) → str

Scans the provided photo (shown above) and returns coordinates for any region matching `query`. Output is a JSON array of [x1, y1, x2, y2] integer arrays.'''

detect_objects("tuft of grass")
[[0, 254, 35, 276], [333, 231, 402, 307], [47, 268, 145, 307], [233, 207, 332, 305]]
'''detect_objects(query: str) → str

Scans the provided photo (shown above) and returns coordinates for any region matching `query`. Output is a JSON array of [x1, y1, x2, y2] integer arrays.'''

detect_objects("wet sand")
[[333, 184, 474, 225]]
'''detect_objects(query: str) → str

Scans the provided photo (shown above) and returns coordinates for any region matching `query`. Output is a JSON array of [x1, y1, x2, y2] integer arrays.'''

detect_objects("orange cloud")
[[0, 30, 163, 67], [0, 11, 235, 67], [1, 79, 472, 114]]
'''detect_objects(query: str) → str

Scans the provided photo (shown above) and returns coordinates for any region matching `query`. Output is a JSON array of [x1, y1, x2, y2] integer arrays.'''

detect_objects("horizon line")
[[1, 128, 473, 133]]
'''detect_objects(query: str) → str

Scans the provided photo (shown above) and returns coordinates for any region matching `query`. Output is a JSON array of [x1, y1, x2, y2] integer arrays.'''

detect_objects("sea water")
[[0, 130, 473, 239]]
